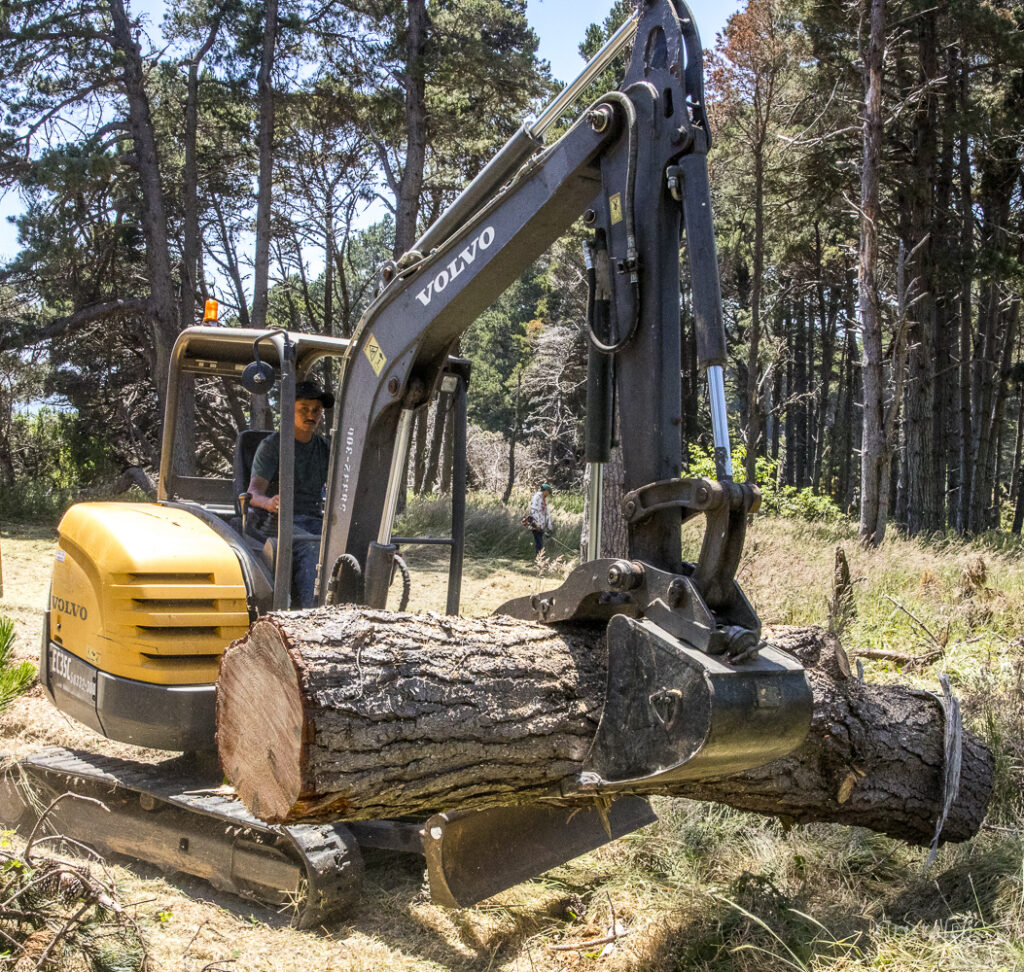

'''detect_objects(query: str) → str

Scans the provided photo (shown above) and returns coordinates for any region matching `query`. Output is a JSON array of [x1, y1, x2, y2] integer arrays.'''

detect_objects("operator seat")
[[233, 429, 274, 513], [231, 429, 274, 547]]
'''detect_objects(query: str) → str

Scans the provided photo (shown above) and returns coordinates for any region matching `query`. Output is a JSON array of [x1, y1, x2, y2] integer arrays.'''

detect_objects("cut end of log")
[[216, 619, 308, 824]]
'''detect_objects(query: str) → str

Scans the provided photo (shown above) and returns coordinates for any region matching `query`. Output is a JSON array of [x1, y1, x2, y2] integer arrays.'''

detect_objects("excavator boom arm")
[[319, 0, 722, 600]]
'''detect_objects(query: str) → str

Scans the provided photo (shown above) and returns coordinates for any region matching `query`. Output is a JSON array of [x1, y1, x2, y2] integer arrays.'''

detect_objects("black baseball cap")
[[295, 379, 335, 409]]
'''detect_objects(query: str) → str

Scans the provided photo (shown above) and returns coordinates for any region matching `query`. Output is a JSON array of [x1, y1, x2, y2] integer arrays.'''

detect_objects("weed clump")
[[0, 823, 147, 970]]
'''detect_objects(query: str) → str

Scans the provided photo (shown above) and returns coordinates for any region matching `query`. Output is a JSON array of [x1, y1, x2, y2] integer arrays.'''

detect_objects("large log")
[[216, 611, 993, 845], [679, 626, 993, 844]]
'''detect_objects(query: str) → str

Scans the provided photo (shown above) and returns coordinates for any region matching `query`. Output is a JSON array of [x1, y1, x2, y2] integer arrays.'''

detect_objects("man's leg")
[[292, 515, 323, 608], [532, 529, 544, 553]]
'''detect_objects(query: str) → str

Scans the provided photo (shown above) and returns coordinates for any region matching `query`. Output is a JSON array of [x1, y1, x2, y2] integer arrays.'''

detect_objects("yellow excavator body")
[[51, 502, 250, 684], [43, 502, 252, 750]]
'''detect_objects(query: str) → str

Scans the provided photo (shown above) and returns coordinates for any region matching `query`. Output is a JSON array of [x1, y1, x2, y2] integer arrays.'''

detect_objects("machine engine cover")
[[44, 502, 252, 749]]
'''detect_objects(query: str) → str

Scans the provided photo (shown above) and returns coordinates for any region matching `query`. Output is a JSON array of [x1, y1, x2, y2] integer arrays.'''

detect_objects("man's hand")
[[266, 494, 281, 514]]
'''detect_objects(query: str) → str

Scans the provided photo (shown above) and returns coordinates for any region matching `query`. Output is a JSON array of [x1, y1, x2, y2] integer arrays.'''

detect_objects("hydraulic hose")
[[585, 90, 641, 355], [393, 554, 411, 612], [325, 553, 363, 605]]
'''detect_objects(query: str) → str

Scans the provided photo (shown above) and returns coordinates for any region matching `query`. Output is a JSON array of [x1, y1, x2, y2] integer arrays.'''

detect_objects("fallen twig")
[[857, 647, 944, 667], [881, 594, 946, 649], [183, 920, 210, 961], [25, 792, 110, 861], [27, 833, 109, 863], [549, 927, 633, 952]]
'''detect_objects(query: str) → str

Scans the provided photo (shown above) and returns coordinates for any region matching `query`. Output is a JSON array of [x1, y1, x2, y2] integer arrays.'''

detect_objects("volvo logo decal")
[[51, 595, 88, 620], [415, 226, 496, 307]]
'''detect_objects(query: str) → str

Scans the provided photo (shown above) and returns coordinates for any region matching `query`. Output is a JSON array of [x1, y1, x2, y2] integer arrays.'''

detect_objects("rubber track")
[[13, 747, 363, 926], [284, 822, 364, 929]]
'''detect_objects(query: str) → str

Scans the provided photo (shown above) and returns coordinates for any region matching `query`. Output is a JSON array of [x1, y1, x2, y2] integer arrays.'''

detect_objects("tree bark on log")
[[678, 626, 992, 844], [216, 612, 993, 847]]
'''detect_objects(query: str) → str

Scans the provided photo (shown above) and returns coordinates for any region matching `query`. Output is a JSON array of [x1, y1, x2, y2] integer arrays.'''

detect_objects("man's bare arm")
[[248, 474, 280, 513]]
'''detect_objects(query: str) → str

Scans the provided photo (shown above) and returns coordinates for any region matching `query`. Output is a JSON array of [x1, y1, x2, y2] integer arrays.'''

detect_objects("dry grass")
[[3, 513, 1024, 970]]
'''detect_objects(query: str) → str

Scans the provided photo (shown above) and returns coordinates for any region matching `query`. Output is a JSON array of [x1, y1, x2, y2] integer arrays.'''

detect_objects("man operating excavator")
[[247, 380, 333, 607]]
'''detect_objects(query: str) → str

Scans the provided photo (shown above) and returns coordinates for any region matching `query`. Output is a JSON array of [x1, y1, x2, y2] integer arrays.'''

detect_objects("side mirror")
[[242, 360, 275, 394]]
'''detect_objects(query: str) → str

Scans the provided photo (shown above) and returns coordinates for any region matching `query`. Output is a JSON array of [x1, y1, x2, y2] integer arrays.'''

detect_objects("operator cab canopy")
[[157, 325, 349, 514]]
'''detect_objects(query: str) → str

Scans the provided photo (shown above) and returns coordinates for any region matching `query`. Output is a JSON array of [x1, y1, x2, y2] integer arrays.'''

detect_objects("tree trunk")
[[858, 0, 889, 545], [784, 331, 795, 485], [812, 224, 835, 492], [678, 626, 991, 845], [901, 7, 939, 537], [680, 293, 700, 457], [931, 44, 956, 532], [108, 0, 185, 470], [413, 404, 429, 495], [501, 373, 522, 506], [324, 212, 334, 336], [581, 442, 628, 561], [502, 428, 517, 506], [955, 46, 973, 534], [181, 15, 223, 337], [217, 614, 992, 848], [250, 0, 278, 332], [441, 398, 454, 494], [794, 296, 809, 488], [392, 0, 428, 258], [839, 315, 860, 511], [744, 142, 765, 482], [423, 392, 448, 493], [769, 364, 782, 462], [599, 445, 628, 559]]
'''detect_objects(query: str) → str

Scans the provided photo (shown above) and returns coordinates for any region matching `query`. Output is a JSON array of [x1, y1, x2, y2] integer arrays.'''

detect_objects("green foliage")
[[0, 617, 34, 715], [687, 443, 845, 523], [0, 406, 112, 522], [462, 268, 544, 435]]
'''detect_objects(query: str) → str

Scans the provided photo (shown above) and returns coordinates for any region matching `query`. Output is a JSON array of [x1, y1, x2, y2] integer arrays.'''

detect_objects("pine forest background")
[[0, 0, 1022, 549]]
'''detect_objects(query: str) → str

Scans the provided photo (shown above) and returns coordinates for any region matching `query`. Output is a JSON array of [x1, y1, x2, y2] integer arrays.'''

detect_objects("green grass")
[[395, 490, 583, 561]]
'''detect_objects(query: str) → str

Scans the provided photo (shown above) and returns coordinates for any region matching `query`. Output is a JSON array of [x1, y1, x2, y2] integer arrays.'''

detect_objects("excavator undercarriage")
[[0, 747, 656, 924]]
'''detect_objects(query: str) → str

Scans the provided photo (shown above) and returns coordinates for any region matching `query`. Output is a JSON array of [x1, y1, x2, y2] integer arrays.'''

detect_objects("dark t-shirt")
[[251, 432, 330, 517]]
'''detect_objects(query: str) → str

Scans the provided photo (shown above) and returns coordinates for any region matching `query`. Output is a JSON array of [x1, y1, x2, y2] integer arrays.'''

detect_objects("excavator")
[[0, 0, 812, 928]]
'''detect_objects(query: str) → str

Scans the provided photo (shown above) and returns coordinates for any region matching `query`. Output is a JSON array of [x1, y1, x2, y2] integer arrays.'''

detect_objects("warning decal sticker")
[[609, 192, 623, 225], [364, 334, 387, 375]]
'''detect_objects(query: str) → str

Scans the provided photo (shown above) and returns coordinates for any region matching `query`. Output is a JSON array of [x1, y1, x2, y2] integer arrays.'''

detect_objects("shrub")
[[687, 443, 845, 524], [396, 490, 582, 560], [0, 406, 114, 523]]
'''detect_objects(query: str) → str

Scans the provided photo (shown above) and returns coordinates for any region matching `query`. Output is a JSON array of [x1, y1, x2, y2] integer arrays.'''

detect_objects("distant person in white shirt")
[[527, 484, 554, 554]]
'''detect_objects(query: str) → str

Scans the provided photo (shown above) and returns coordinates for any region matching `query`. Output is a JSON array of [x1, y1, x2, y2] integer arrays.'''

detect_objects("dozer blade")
[[422, 797, 657, 908], [0, 747, 362, 929]]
